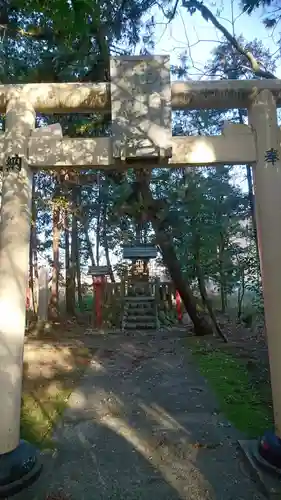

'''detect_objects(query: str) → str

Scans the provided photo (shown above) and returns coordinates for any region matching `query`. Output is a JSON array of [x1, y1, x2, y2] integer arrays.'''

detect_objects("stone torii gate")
[[0, 55, 280, 492]]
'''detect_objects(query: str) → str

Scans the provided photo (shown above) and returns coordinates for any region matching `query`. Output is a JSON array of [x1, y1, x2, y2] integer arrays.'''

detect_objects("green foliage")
[[153, 36, 272, 315], [191, 341, 273, 438], [241, 0, 274, 15], [2, 0, 272, 322], [159, 309, 177, 326], [79, 293, 121, 328]]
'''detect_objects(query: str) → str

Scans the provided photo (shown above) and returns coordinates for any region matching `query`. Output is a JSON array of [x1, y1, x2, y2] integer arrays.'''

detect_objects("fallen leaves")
[[192, 441, 223, 450], [46, 491, 71, 500]]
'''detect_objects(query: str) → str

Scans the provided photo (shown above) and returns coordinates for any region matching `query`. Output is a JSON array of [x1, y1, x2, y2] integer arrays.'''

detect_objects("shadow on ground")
[[21, 335, 92, 447], [17, 332, 265, 500]]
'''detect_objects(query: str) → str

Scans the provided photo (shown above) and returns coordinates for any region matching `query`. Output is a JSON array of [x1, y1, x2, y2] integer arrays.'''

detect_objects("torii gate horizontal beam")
[[0, 78, 281, 113], [0, 122, 257, 169], [170, 122, 256, 166], [28, 137, 112, 168], [172, 79, 281, 110], [0, 83, 110, 114]]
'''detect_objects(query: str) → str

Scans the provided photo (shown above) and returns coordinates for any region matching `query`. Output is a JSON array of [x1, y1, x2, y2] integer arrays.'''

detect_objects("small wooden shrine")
[[122, 244, 157, 294]]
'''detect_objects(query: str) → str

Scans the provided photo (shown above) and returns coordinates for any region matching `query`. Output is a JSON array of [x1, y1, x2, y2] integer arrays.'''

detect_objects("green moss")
[[190, 340, 273, 438], [20, 346, 91, 449], [21, 388, 71, 449]]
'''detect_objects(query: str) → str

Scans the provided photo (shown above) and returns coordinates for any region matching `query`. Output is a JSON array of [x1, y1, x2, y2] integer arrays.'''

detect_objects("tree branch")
[[182, 0, 277, 79]]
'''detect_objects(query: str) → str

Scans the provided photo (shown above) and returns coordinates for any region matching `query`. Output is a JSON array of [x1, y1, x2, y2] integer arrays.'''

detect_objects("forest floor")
[[18, 314, 273, 499], [15, 320, 270, 500], [22, 314, 273, 448], [187, 313, 273, 438], [22, 319, 93, 447]]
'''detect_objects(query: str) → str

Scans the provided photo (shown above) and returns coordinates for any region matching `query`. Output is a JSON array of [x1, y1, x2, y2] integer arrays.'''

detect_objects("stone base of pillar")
[[239, 439, 281, 497], [257, 431, 281, 471], [0, 440, 42, 498]]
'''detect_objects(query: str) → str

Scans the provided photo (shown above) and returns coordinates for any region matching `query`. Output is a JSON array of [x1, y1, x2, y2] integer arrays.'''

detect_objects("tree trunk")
[[237, 264, 245, 320], [157, 233, 212, 335], [135, 222, 142, 244], [102, 196, 115, 283], [193, 236, 227, 342], [96, 173, 102, 266], [143, 223, 148, 244], [246, 165, 257, 238], [218, 235, 227, 313], [69, 187, 79, 315], [29, 178, 38, 314], [140, 181, 213, 336], [220, 285, 226, 313], [31, 237, 39, 314], [73, 201, 95, 267], [75, 191, 83, 311], [49, 202, 60, 319], [238, 109, 259, 255], [64, 209, 73, 314], [76, 244, 83, 311], [81, 216, 96, 267]]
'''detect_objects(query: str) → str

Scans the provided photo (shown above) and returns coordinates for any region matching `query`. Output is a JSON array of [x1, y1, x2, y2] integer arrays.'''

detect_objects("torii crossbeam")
[[0, 55, 280, 493]]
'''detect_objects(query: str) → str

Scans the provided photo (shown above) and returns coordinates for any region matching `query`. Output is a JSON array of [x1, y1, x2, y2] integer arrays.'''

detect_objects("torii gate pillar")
[[0, 95, 42, 493], [249, 90, 281, 448]]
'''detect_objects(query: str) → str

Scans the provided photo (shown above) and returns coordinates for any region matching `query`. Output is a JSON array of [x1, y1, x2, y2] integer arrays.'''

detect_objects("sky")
[[150, 1, 281, 77]]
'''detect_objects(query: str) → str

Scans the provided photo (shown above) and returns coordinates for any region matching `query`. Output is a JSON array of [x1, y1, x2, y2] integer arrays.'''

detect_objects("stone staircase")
[[122, 295, 158, 333]]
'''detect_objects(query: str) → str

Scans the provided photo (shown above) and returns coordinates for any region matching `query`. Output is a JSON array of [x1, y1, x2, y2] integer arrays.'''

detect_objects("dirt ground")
[[22, 313, 272, 448], [22, 319, 93, 446], [19, 314, 273, 499], [18, 328, 266, 500], [24, 313, 271, 397]]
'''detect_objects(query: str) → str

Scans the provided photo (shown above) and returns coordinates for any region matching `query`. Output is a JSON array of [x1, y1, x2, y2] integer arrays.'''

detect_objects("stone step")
[[126, 306, 155, 312], [124, 327, 156, 332], [124, 321, 157, 330], [126, 308, 155, 314], [124, 296, 154, 301], [124, 311, 155, 318], [124, 315, 157, 323], [126, 301, 155, 307], [125, 303, 155, 310], [125, 303, 155, 308]]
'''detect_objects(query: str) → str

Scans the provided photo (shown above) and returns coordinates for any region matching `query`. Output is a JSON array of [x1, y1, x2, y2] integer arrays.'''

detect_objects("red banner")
[[176, 290, 182, 322]]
